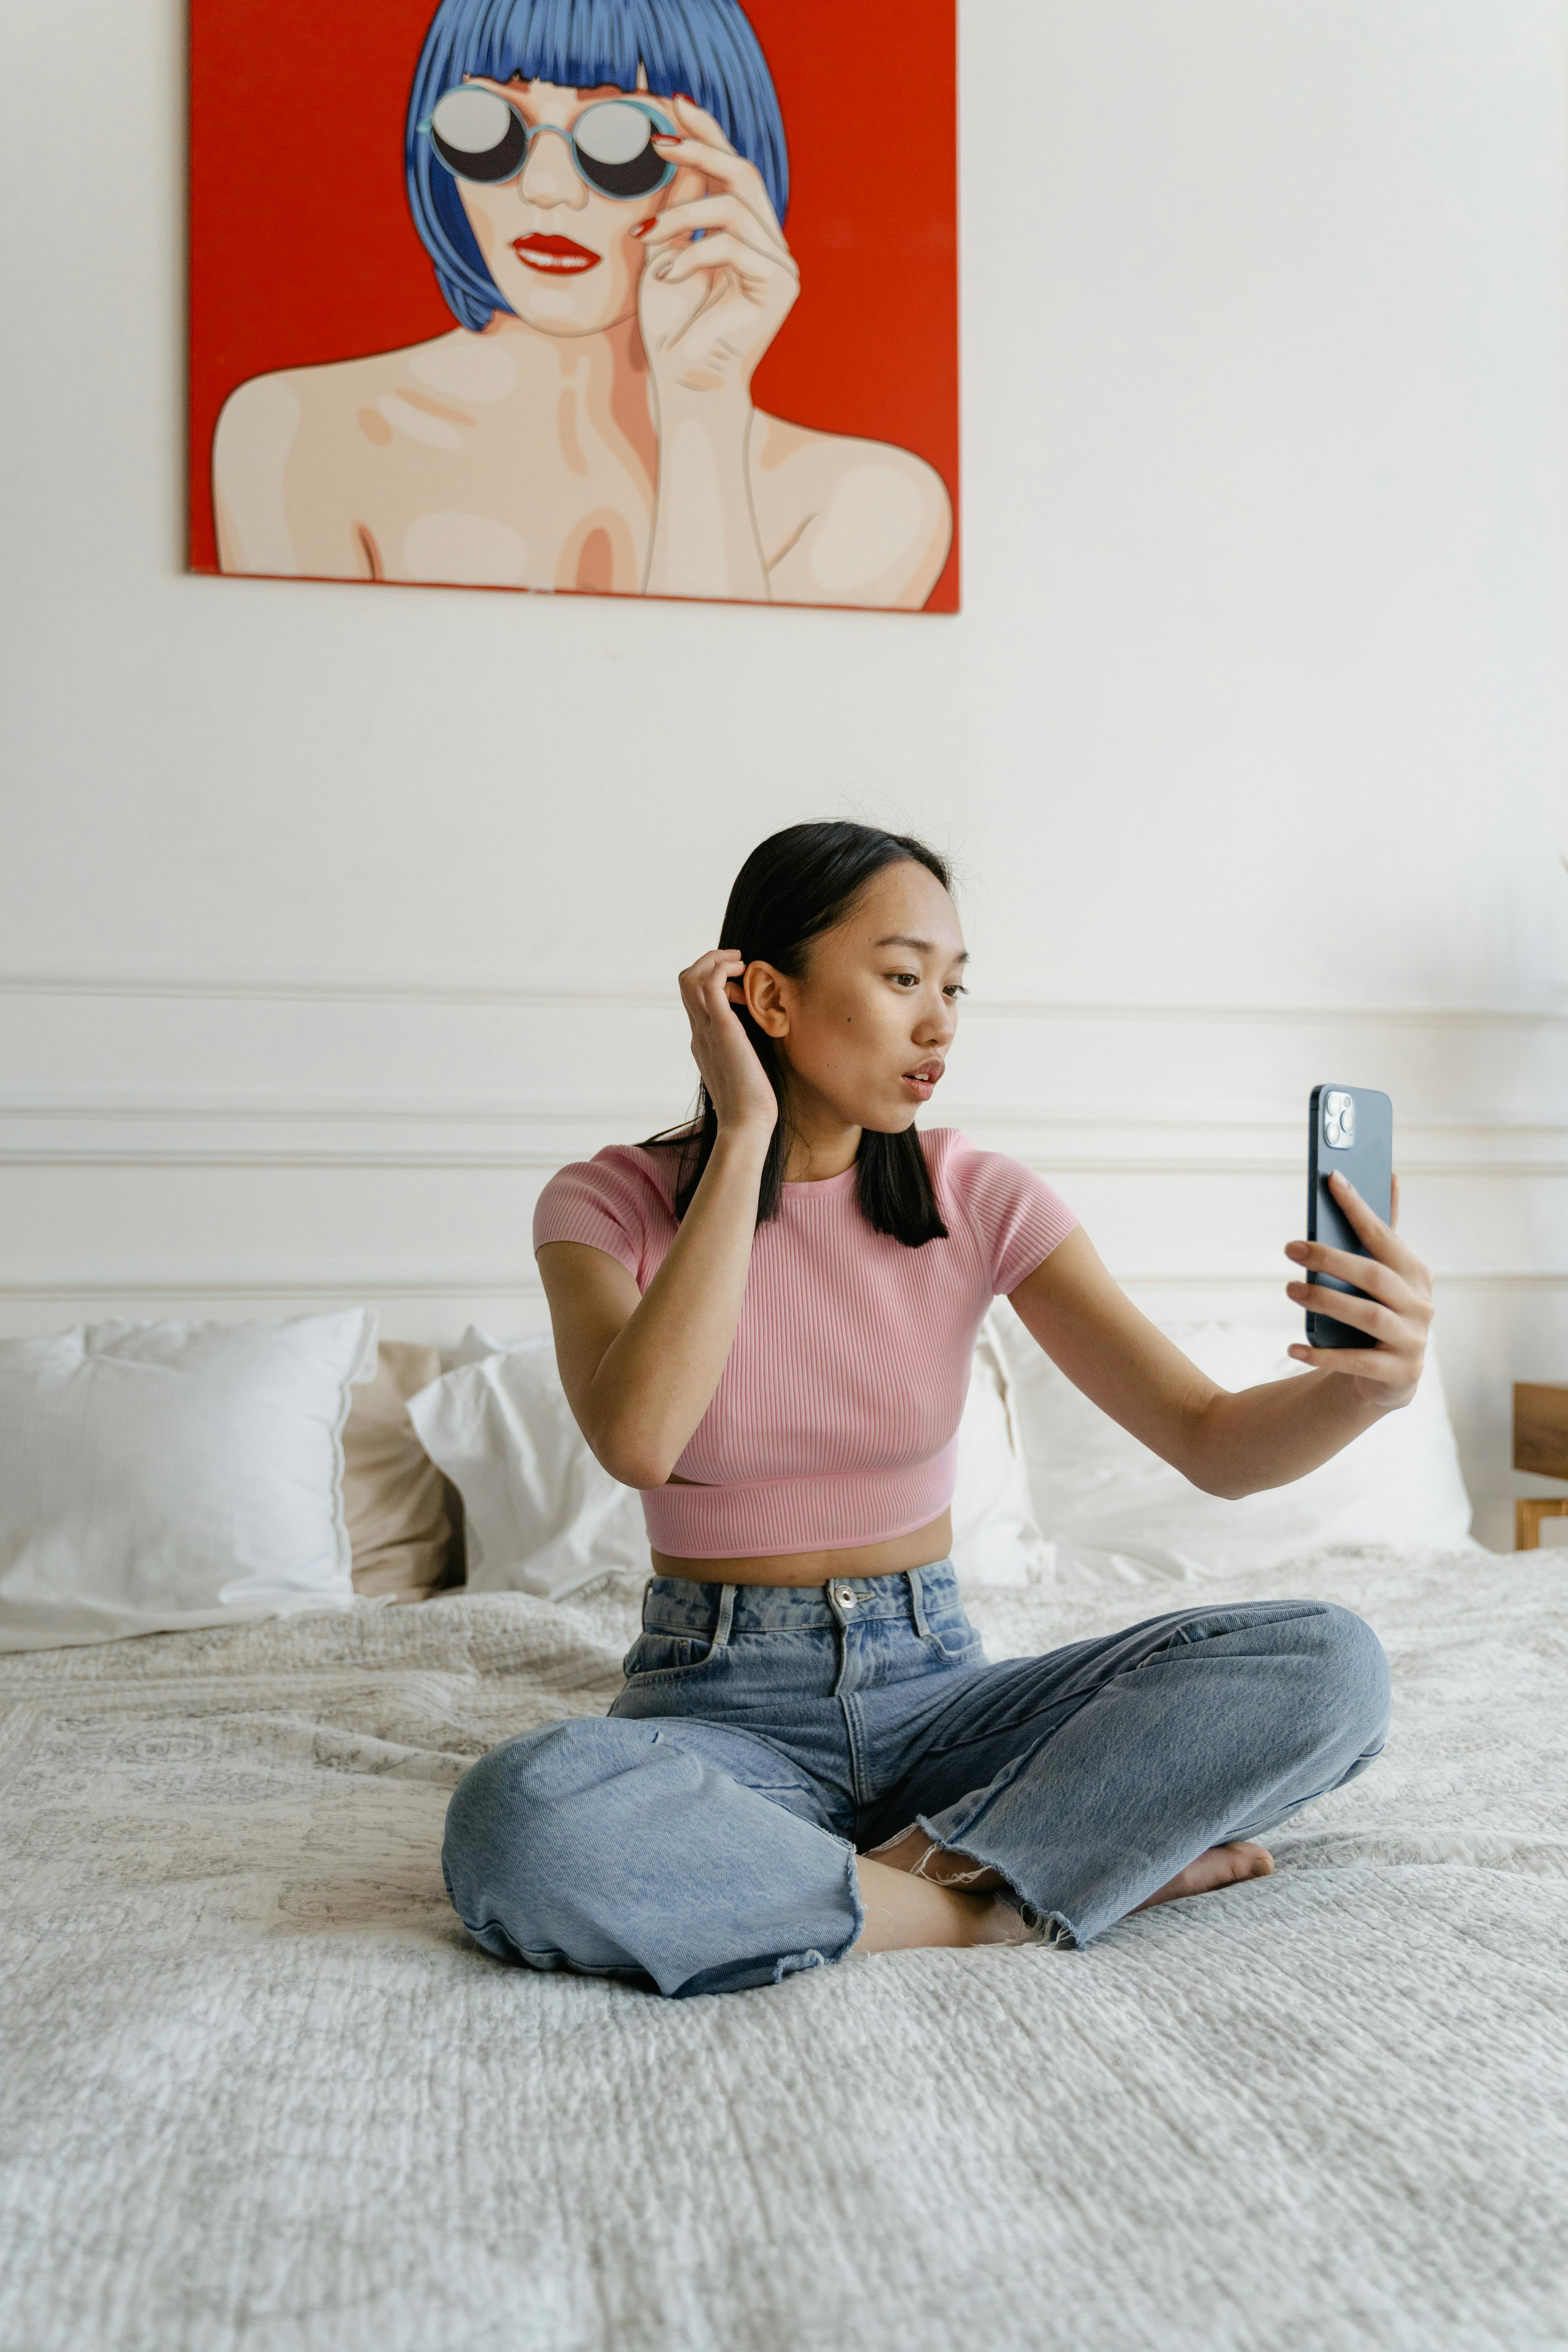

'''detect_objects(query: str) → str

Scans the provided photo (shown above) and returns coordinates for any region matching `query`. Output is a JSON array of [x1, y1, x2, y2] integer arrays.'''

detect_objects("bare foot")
[[1134, 1841, 1274, 1912], [857, 1826, 1273, 1949]]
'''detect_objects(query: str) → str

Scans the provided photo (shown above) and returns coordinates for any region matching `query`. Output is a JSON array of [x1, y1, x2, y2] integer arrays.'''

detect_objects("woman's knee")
[[1304, 1604, 1391, 1753], [442, 1717, 658, 1938]]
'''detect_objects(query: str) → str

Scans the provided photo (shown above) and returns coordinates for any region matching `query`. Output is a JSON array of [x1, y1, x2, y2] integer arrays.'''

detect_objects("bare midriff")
[[650, 1509, 953, 1589]]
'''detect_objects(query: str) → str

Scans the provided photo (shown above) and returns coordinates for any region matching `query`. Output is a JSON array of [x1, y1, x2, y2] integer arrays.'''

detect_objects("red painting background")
[[188, 0, 960, 611]]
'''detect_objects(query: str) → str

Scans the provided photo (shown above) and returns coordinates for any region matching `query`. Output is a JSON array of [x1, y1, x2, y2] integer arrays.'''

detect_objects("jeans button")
[[836, 1587, 857, 1609]]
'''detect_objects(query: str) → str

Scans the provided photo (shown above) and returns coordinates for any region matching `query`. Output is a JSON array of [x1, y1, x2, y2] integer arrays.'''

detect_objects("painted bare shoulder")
[[752, 415, 953, 610], [213, 333, 525, 581]]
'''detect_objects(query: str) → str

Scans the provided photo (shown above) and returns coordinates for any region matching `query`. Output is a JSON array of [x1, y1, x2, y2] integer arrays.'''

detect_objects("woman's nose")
[[518, 127, 586, 210]]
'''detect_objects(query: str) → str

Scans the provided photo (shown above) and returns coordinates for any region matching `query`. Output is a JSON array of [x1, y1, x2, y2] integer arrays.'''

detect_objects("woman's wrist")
[[644, 374, 765, 600], [708, 1115, 774, 1165], [649, 385, 755, 473], [650, 373, 753, 421]]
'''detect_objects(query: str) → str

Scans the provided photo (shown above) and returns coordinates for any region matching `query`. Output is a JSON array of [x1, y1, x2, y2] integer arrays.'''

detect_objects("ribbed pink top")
[[532, 1130, 1076, 1560]]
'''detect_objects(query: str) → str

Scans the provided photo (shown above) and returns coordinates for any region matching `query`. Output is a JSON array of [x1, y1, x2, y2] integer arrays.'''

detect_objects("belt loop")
[[712, 1583, 737, 1649], [640, 1575, 653, 1631], [907, 1567, 930, 1639]]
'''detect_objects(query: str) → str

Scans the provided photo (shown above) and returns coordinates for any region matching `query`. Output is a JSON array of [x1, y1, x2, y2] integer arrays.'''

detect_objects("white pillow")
[[952, 1314, 1054, 1587], [411, 1319, 1052, 1600], [410, 1332, 647, 1601], [989, 1311, 1476, 1588], [0, 1311, 379, 1653]]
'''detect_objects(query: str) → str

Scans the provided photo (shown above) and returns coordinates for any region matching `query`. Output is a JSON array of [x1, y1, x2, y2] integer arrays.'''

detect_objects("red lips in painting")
[[511, 233, 601, 274]]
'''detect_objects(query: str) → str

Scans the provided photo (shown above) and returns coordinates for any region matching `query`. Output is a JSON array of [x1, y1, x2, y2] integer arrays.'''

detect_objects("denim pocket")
[[922, 1615, 986, 1666], [620, 1632, 721, 1680]]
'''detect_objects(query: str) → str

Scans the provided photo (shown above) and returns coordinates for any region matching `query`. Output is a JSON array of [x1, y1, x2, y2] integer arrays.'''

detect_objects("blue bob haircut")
[[406, 0, 789, 332]]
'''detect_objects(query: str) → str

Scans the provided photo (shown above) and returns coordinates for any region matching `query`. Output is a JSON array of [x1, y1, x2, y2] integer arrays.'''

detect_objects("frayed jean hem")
[[908, 1811, 1083, 1950]]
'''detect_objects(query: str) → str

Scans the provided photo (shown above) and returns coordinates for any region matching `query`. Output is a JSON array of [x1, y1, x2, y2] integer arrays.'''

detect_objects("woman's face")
[[454, 75, 687, 337], [748, 863, 968, 1137]]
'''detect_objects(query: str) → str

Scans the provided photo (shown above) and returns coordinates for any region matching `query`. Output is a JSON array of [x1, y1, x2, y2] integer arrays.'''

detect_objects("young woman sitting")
[[443, 822, 1428, 1996]]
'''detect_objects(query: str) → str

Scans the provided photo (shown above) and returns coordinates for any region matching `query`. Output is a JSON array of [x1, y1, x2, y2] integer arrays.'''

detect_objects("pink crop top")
[[532, 1130, 1077, 1561]]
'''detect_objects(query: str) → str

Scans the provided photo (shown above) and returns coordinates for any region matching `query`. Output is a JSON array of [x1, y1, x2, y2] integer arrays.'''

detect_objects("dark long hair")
[[644, 822, 952, 1247]]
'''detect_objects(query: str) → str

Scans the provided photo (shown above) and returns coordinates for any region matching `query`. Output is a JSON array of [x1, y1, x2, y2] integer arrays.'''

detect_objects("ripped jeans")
[[442, 1561, 1390, 1999]]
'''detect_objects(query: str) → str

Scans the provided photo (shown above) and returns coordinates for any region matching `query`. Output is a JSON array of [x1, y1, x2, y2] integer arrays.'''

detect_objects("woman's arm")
[[636, 97, 799, 603], [537, 950, 776, 1488], [642, 397, 769, 603], [1007, 1171, 1434, 1500]]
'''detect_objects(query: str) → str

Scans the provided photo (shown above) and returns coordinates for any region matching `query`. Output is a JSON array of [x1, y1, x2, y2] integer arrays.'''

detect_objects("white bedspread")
[[1, 1549, 1565, 2352]]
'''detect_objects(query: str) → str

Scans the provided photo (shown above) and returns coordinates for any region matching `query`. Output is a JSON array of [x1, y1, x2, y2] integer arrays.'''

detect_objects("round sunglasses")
[[420, 88, 677, 200]]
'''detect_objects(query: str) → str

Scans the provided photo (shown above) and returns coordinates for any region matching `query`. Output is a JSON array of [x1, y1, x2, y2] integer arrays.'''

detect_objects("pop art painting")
[[189, 0, 958, 612]]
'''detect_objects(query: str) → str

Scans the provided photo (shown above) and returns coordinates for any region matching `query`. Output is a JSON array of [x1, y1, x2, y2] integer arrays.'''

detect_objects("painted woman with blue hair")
[[213, 0, 952, 606]]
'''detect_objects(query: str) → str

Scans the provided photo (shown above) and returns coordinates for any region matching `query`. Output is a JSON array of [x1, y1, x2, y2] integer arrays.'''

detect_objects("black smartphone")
[[1305, 1085, 1393, 1349]]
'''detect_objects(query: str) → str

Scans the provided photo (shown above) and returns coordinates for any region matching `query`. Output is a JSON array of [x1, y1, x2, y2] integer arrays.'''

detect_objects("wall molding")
[[0, 1094, 1561, 1179], [0, 1273, 546, 1302], [0, 1093, 675, 1126], [5, 1091, 1567, 1134], [0, 1266, 1560, 1302], [2, 1147, 1562, 1178], [2, 972, 1566, 1030]]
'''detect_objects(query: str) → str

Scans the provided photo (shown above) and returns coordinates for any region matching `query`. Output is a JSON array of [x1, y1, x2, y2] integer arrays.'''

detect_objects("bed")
[[2, 1540, 1564, 2352]]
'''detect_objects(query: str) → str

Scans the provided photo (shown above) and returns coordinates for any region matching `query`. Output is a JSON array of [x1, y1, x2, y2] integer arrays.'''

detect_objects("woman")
[[213, 0, 952, 607], [444, 823, 1423, 1997]]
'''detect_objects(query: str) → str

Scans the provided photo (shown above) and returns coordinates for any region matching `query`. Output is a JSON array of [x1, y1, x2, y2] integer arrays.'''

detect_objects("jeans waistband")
[[642, 1559, 960, 1640]]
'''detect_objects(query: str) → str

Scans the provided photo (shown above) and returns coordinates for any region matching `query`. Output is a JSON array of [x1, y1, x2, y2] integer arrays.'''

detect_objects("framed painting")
[[188, 0, 959, 612]]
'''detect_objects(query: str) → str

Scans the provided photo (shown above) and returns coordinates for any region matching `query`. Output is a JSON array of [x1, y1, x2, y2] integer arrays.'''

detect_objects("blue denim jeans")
[[442, 1562, 1390, 1999]]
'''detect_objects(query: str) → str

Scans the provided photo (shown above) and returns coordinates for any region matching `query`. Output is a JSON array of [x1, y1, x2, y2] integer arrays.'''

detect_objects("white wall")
[[2, 0, 1566, 1548]]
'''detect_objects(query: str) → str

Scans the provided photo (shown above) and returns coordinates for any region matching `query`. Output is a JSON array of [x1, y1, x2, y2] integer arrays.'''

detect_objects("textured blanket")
[[1, 1549, 1564, 2352]]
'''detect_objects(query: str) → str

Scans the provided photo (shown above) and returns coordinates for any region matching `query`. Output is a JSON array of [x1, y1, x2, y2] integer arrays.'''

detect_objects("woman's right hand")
[[678, 950, 777, 1138], [635, 97, 799, 402]]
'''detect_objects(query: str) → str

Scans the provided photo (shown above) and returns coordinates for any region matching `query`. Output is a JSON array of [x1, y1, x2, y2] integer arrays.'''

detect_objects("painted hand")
[[1284, 1171, 1433, 1407], [635, 95, 799, 400]]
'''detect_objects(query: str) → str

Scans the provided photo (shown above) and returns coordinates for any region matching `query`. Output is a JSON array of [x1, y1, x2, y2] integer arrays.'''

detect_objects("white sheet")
[[1, 1547, 1564, 2352]]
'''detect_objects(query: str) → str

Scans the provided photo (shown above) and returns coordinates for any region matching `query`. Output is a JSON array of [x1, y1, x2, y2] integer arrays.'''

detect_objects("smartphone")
[[1305, 1085, 1393, 1349]]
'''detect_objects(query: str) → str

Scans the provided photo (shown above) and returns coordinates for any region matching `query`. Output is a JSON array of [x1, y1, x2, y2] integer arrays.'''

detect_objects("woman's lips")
[[901, 1063, 944, 1102], [511, 233, 601, 274]]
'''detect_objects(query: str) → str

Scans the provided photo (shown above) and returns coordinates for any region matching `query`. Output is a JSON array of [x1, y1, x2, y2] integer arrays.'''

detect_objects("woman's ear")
[[743, 962, 790, 1039]]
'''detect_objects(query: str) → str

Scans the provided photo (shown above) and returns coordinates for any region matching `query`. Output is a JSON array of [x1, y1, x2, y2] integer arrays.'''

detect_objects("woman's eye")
[[573, 100, 671, 197], [430, 87, 528, 182], [890, 972, 919, 988]]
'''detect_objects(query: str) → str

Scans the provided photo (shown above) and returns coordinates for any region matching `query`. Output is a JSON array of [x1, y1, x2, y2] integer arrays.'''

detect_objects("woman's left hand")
[[636, 94, 799, 399], [1284, 1171, 1433, 1408]]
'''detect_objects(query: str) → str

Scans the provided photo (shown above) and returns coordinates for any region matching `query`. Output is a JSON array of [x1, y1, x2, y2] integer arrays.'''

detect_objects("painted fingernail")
[[631, 218, 657, 238]]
